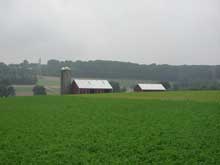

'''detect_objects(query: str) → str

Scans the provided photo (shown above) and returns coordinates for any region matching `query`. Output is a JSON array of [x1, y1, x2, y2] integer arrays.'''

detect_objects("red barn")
[[72, 79, 113, 94]]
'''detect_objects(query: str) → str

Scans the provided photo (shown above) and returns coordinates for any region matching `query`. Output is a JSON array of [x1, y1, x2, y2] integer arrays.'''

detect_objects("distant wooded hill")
[[0, 60, 37, 85], [42, 60, 220, 81], [1, 59, 220, 90]]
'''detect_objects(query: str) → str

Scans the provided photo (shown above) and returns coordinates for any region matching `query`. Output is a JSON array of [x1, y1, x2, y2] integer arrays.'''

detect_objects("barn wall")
[[79, 89, 90, 94], [72, 87, 112, 94], [72, 81, 79, 94], [142, 90, 165, 92], [104, 89, 112, 93], [79, 89, 108, 94]]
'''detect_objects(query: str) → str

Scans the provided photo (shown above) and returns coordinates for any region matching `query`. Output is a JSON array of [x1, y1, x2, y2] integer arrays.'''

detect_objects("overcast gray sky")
[[0, 0, 219, 65]]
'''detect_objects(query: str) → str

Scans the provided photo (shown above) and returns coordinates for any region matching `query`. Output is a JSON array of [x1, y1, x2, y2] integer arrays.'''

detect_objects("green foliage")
[[41, 60, 220, 90], [0, 61, 37, 85], [173, 81, 220, 90], [32, 85, 47, 95], [0, 91, 219, 164], [6, 86, 15, 97], [42, 60, 220, 82], [0, 80, 15, 97], [109, 81, 121, 92], [109, 81, 127, 92], [1, 60, 220, 89]]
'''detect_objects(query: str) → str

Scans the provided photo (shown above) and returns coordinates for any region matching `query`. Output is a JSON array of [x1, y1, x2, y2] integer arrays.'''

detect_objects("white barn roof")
[[138, 83, 166, 91], [73, 79, 113, 89]]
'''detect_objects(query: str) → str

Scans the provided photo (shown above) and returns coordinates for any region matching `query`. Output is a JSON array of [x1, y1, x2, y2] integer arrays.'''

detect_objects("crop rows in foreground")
[[0, 91, 219, 164]]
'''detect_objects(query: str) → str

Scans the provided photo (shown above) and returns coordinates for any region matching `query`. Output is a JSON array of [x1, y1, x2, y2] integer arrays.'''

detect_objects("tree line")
[[1, 59, 220, 90], [41, 60, 220, 81], [41, 60, 220, 90], [0, 60, 37, 85]]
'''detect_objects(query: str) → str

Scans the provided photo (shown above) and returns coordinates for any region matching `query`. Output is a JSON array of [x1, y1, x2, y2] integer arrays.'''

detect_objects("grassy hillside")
[[13, 85, 34, 96], [0, 91, 219, 164], [14, 76, 60, 96]]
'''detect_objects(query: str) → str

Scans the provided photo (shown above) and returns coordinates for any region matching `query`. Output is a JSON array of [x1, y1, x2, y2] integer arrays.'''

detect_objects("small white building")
[[134, 83, 166, 92]]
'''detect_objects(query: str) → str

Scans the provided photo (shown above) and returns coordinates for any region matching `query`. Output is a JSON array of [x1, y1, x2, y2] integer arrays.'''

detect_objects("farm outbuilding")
[[134, 83, 166, 92], [72, 79, 113, 94], [60, 67, 113, 95]]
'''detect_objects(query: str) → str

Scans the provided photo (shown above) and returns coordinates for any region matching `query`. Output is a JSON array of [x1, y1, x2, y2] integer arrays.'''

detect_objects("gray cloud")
[[0, 0, 219, 64]]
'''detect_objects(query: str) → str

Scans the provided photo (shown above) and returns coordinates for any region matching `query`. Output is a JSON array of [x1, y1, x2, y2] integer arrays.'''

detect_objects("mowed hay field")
[[14, 76, 60, 96], [0, 91, 220, 164]]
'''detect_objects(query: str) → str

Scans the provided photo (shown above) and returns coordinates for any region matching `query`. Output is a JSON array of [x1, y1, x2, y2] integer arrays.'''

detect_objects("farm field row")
[[80, 90, 220, 102], [0, 91, 219, 164]]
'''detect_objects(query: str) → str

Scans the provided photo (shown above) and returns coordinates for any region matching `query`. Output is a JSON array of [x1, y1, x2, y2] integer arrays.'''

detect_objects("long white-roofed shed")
[[134, 83, 166, 92], [72, 79, 113, 94]]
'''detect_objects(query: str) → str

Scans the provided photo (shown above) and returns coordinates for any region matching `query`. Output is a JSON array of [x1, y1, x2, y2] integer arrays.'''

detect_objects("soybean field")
[[0, 91, 219, 164]]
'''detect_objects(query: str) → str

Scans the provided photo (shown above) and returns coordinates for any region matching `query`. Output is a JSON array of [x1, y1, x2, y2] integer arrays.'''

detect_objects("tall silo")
[[60, 67, 71, 95]]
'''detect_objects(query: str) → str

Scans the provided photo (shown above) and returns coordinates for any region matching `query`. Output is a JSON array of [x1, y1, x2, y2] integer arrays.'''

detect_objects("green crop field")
[[0, 91, 220, 164]]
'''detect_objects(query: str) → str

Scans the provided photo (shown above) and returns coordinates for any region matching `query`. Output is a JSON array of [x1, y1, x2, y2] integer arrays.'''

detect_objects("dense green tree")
[[0, 80, 15, 97], [109, 81, 120, 92], [0, 61, 37, 85], [7, 86, 15, 96], [32, 85, 47, 95], [109, 81, 127, 92]]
